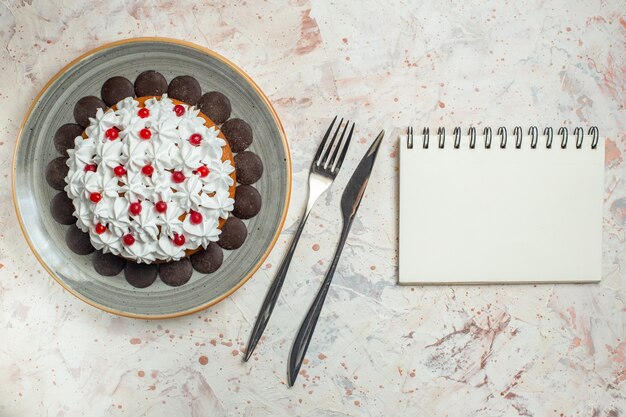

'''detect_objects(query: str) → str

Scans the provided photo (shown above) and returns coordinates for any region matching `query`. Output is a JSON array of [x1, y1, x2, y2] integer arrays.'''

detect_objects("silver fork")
[[243, 116, 355, 362]]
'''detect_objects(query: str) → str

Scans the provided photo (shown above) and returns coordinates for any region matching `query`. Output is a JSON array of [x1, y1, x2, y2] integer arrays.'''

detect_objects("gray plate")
[[12, 38, 291, 319]]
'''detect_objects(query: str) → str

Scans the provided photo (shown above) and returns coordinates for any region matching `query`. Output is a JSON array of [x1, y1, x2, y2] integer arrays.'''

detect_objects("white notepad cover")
[[399, 135, 604, 284]]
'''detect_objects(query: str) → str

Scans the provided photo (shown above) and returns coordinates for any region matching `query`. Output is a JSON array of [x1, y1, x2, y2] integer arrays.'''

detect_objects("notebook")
[[399, 126, 604, 284]]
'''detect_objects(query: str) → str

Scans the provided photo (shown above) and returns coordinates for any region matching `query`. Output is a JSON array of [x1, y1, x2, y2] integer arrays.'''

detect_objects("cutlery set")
[[243, 117, 384, 386]]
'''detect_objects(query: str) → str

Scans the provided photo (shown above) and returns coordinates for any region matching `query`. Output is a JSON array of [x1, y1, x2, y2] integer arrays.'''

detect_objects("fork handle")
[[243, 210, 310, 361], [287, 223, 350, 386]]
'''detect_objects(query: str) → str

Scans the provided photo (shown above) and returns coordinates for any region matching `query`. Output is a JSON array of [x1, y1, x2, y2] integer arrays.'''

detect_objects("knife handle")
[[287, 225, 350, 386]]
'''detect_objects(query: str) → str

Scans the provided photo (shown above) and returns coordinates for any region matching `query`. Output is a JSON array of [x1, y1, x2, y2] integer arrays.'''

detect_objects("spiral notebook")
[[399, 126, 604, 284]]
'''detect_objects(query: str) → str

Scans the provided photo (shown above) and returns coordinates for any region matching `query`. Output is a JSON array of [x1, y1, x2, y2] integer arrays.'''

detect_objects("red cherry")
[[123, 234, 135, 246], [155, 201, 167, 213], [113, 165, 126, 176], [137, 108, 150, 118], [95, 223, 107, 234], [196, 165, 210, 177], [189, 133, 203, 146], [105, 127, 119, 140], [173, 105, 185, 117], [129, 202, 142, 216], [142, 164, 154, 176], [84, 164, 97, 172], [189, 211, 203, 224], [172, 171, 185, 183], [139, 128, 152, 140], [89, 192, 102, 203], [172, 233, 186, 246]]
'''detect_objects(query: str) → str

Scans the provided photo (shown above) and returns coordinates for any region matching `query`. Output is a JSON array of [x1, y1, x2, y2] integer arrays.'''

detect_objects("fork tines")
[[315, 116, 355, 173]]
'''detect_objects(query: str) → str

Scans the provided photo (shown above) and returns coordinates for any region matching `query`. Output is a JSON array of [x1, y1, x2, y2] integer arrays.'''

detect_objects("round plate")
[[12, 38, 291, 319]]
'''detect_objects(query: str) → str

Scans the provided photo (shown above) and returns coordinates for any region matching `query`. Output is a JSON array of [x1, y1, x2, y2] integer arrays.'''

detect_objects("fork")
[[243, 116, 355, 362]]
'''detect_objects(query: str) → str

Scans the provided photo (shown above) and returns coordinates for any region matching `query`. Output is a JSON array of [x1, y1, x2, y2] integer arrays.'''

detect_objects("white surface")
[[1, 0, 625, 415], [399, 133, 605, 284]]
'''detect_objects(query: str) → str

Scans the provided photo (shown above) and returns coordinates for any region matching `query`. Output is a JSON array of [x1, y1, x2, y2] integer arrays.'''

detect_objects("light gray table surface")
[[0, 1, 624, 416]]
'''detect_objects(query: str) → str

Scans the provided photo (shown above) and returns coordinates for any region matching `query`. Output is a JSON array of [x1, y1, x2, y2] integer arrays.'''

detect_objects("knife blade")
[[340, 129, 385, 222]]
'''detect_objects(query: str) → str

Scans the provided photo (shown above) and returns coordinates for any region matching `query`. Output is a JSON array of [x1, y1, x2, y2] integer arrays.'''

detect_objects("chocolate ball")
[[234, 151, 263, 185], [124, 262, 158, 288], [167, 75, 201, 105], [134, 70, 168, 97], [50, 192, 75, 225], [221, 118, 252, 152], [54, 123, 83, 156], [159, 258, 193, 287], [65, 225, 95, 255], [218, 217, 247, 250], [197, 92, 231, 125], [73, 96, 106, 127], [45, 157, 69, 191], [233, 185, 262, 219], [101, 76, 134, 107], [92, 250, 126, 277], [190, 243, 223, 274]]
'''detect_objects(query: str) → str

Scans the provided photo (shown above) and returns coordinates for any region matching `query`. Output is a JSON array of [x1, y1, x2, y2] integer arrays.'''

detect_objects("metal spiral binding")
[[408, 126, 599, 150]]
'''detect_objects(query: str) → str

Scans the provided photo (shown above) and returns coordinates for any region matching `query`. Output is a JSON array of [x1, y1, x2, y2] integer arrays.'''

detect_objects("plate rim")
[[11, 37, 292, 320]]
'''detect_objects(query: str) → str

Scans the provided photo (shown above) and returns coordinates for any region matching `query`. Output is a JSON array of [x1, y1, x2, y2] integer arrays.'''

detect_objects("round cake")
[[64, 94, 236, 264]]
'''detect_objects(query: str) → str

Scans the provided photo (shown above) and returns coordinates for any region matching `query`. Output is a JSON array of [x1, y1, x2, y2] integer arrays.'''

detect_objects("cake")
[[65, 94, 236, 264], [46, 72, 265, 288]]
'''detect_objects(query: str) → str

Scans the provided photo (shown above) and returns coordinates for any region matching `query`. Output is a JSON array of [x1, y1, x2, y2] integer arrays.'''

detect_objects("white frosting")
[[182, 215, 221, 248], [65, 95, 235, 263]]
